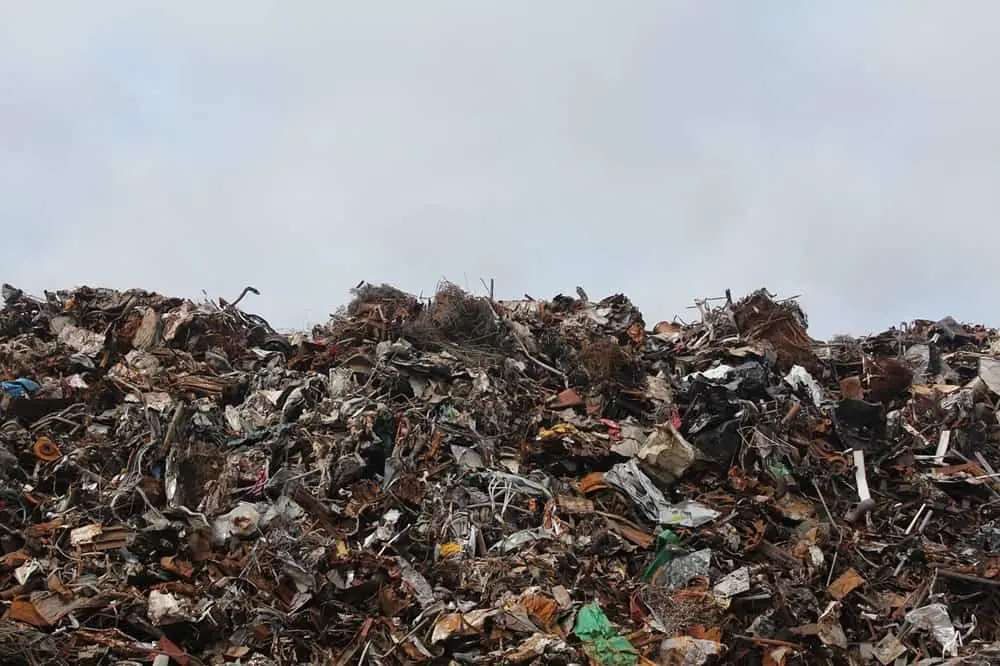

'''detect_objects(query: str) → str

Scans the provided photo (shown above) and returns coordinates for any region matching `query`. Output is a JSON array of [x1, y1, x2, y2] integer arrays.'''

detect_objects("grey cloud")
[[3, 2, 1000, 336]]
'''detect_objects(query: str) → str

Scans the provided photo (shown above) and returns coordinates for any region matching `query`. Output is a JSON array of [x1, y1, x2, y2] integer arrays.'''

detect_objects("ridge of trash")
[[2, 280, 1000, 665]]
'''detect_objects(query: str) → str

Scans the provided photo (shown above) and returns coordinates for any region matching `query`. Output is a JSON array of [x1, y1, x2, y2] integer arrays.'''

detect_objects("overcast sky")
[[2, 2, 998, 338]]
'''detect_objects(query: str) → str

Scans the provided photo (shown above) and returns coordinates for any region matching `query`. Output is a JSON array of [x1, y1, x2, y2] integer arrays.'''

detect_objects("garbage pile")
[[3, 281, 1000, 665]]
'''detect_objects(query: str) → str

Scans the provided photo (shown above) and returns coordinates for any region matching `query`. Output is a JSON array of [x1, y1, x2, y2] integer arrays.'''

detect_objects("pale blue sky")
[[2, 2, 999, 336]]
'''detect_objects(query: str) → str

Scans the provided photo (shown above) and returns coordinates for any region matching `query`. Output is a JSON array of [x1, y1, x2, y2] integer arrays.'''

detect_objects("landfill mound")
[[3, 282, 1000, 666]]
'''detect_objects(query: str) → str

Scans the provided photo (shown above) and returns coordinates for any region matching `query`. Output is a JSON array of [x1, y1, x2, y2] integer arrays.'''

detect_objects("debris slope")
[[2, 281, 1000, 665]]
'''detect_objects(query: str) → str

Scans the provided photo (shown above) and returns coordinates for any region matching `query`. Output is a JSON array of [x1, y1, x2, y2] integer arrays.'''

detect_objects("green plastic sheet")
[[573, 603, 639, 666]]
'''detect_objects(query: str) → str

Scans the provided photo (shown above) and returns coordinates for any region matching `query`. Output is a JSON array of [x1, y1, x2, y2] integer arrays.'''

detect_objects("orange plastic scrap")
[[812, 418, 833, 435], [608, 521, 654, 549], [6, 597, 51, 626], [933, 462, 982, 478], [432, 612, 492, 643], [744, 520, 766, 550], [548, 388, 585, 409], [25, 519, 64, 539], [827, 568, 866, 600], [839, 376, 864, 400], [673, 579, 711, 602], [150, 581, 199, 597], [157, 637, 191, 665], [629, 590, 647, 623], [160, 556, 195, 580], [689, 625, 723, 643], [5, 591, 103, 627], [578, 472, 608, 494], [694, 489, 736, 511], [33, 437, 61, 461], [424, 430, 442, 460], [537, 423, 579, 441], [520, 593, 561, 634], [627, 322, 646, 348], [981, 555, 1000, 578], [401, 639, 432, 662], [727, 466, 751, 491], [808, 440, 851, 467], [47, 572, 73, 600], [0, 550, 32, 570], [790, 526, 820, 562]]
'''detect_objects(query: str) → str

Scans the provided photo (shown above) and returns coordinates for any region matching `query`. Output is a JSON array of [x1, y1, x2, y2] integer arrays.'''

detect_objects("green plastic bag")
[[573, 603, 639, 666], [641, 528, 680, 582]]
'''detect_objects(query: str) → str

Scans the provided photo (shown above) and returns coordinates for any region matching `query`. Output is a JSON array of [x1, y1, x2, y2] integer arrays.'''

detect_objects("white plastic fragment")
[[979, 357, 1000, 396], [470, 370, 491, 394], [783, 365, 824, 407], [143, 392, 173, 412], [660, 636, 724, 665], [934, 430, 952, 465], [396, 556, 436, 608], [905, 343, 932, 383], [328, 367, 355, 397], [15, 559, 41, 585], [147, 590, 210, 625], [872, 632, 907, 665], [211, 503, 262, 543], [609, 423, 647, 458], [853, 450, 871, 502], [604, 459, 720, 527], [484, 471, 552, 497], [489, 528, 554, 553], [70, 524, 104, 547], [650, 549, 711, 590], [363, 509, 402, 548], [817, 601, 848, 649], [56, 323, 106, 356], [66, 374, 89, 389], [260, 495, 304, 525], [503, 634, 564, 662], [431, 609, 497, 644], [712, 567, 751, 599], [902, 421, 931, 448], [645, 375, 674, 402], [906, 603, 959, 657], [684, 365, 734, 382], [637, 423, 696, 481], [451, 445, 484, 470]]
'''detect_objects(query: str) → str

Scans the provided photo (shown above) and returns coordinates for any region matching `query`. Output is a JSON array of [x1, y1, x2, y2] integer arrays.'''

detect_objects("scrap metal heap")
[[2, 281, 1000, 664]]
